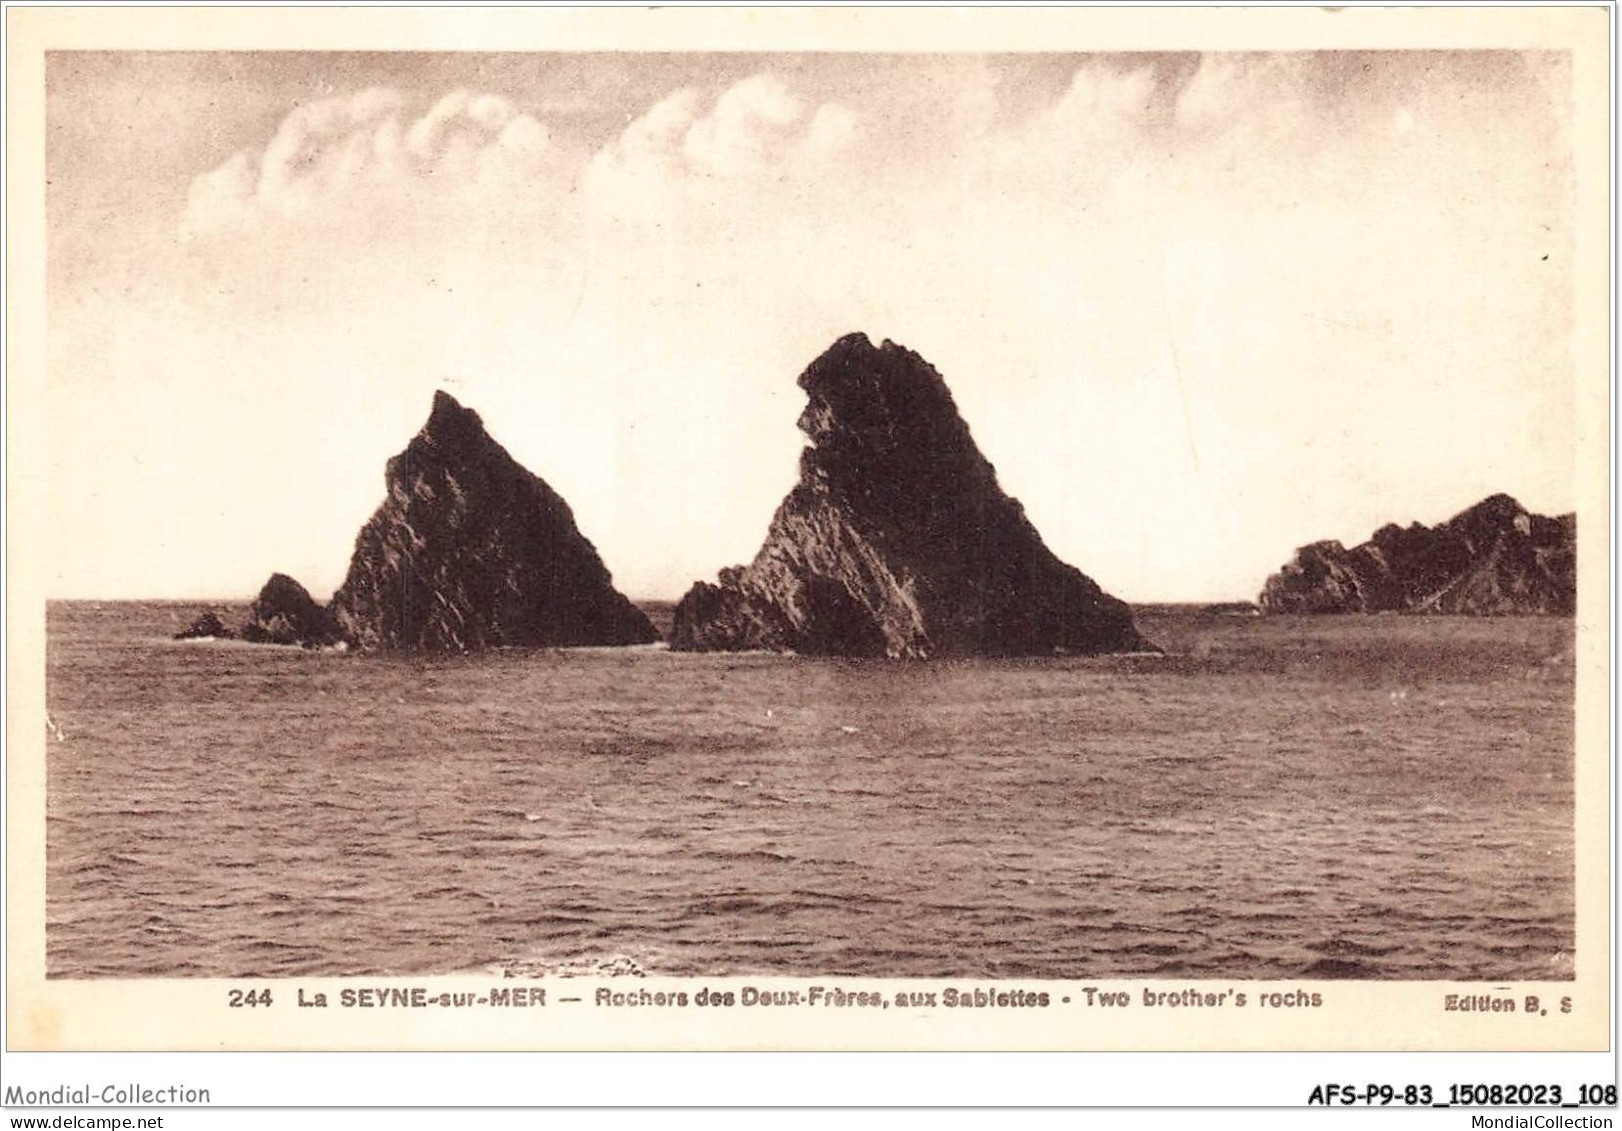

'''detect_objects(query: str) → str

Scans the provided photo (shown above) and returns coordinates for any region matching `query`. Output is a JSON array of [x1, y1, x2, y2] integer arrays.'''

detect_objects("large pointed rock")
[[1259, 493, 1576, 615], [670, 334, 1153, 658], [328, 392, 658, 651]]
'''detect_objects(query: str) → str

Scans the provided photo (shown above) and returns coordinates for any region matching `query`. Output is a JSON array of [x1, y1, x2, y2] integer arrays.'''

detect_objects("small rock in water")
[[239, 573, 341, 647], [174, 610, 235, 641]]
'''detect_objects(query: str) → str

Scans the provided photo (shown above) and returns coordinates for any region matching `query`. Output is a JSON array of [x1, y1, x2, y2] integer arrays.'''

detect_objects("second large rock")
[[670, 334, 1153, 658]]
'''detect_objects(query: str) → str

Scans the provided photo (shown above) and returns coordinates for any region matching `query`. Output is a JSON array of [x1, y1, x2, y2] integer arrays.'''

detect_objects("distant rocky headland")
[[1258, 494, 1575, 615], [669, 333, 1154, 658], [178, 391, 657, 650]]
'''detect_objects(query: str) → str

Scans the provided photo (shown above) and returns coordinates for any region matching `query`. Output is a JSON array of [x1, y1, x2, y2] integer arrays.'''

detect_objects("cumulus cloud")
[[1047, 62, 1159, 130], [976, 60, 1164, 199], [182, 72, 869, 246], [682, 74, 811, 175], [182, 86, 554, 239], [1174, 53, 1311, 135], [583, 74, 860, 222]]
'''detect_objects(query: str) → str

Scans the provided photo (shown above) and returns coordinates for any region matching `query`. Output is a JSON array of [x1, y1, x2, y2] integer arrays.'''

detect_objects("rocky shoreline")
[[1259, 494, 1575, 616]]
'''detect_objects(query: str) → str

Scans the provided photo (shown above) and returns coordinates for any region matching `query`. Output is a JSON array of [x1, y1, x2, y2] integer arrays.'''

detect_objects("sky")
[[44, 49, 1576, 602]]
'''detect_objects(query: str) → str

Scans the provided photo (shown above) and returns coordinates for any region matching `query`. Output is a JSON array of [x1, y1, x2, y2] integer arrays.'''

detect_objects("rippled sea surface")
[[45, 601, 1574, 980]]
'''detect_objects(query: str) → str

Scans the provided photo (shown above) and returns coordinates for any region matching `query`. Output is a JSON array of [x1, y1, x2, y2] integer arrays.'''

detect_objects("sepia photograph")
[[5, 4, 1611, 1073]]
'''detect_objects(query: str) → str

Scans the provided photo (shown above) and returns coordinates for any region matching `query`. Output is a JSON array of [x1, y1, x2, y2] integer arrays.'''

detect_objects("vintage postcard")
[[5, 5, 1611, 1056]]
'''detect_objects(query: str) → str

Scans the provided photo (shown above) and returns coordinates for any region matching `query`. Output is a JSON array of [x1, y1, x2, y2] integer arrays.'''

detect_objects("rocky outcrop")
[[327, 391, 657, 650], [175, 392, 656, 651], [1259, 494, 1575, 615], [239, 573, 342, 646], [175, 610, 236, 640], [670, 333, 1153, 658], [172, 574, 338, 646]]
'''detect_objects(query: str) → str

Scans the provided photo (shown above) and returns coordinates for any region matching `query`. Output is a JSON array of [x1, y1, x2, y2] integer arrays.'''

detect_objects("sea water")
[[44, 602, 1575, 980]]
